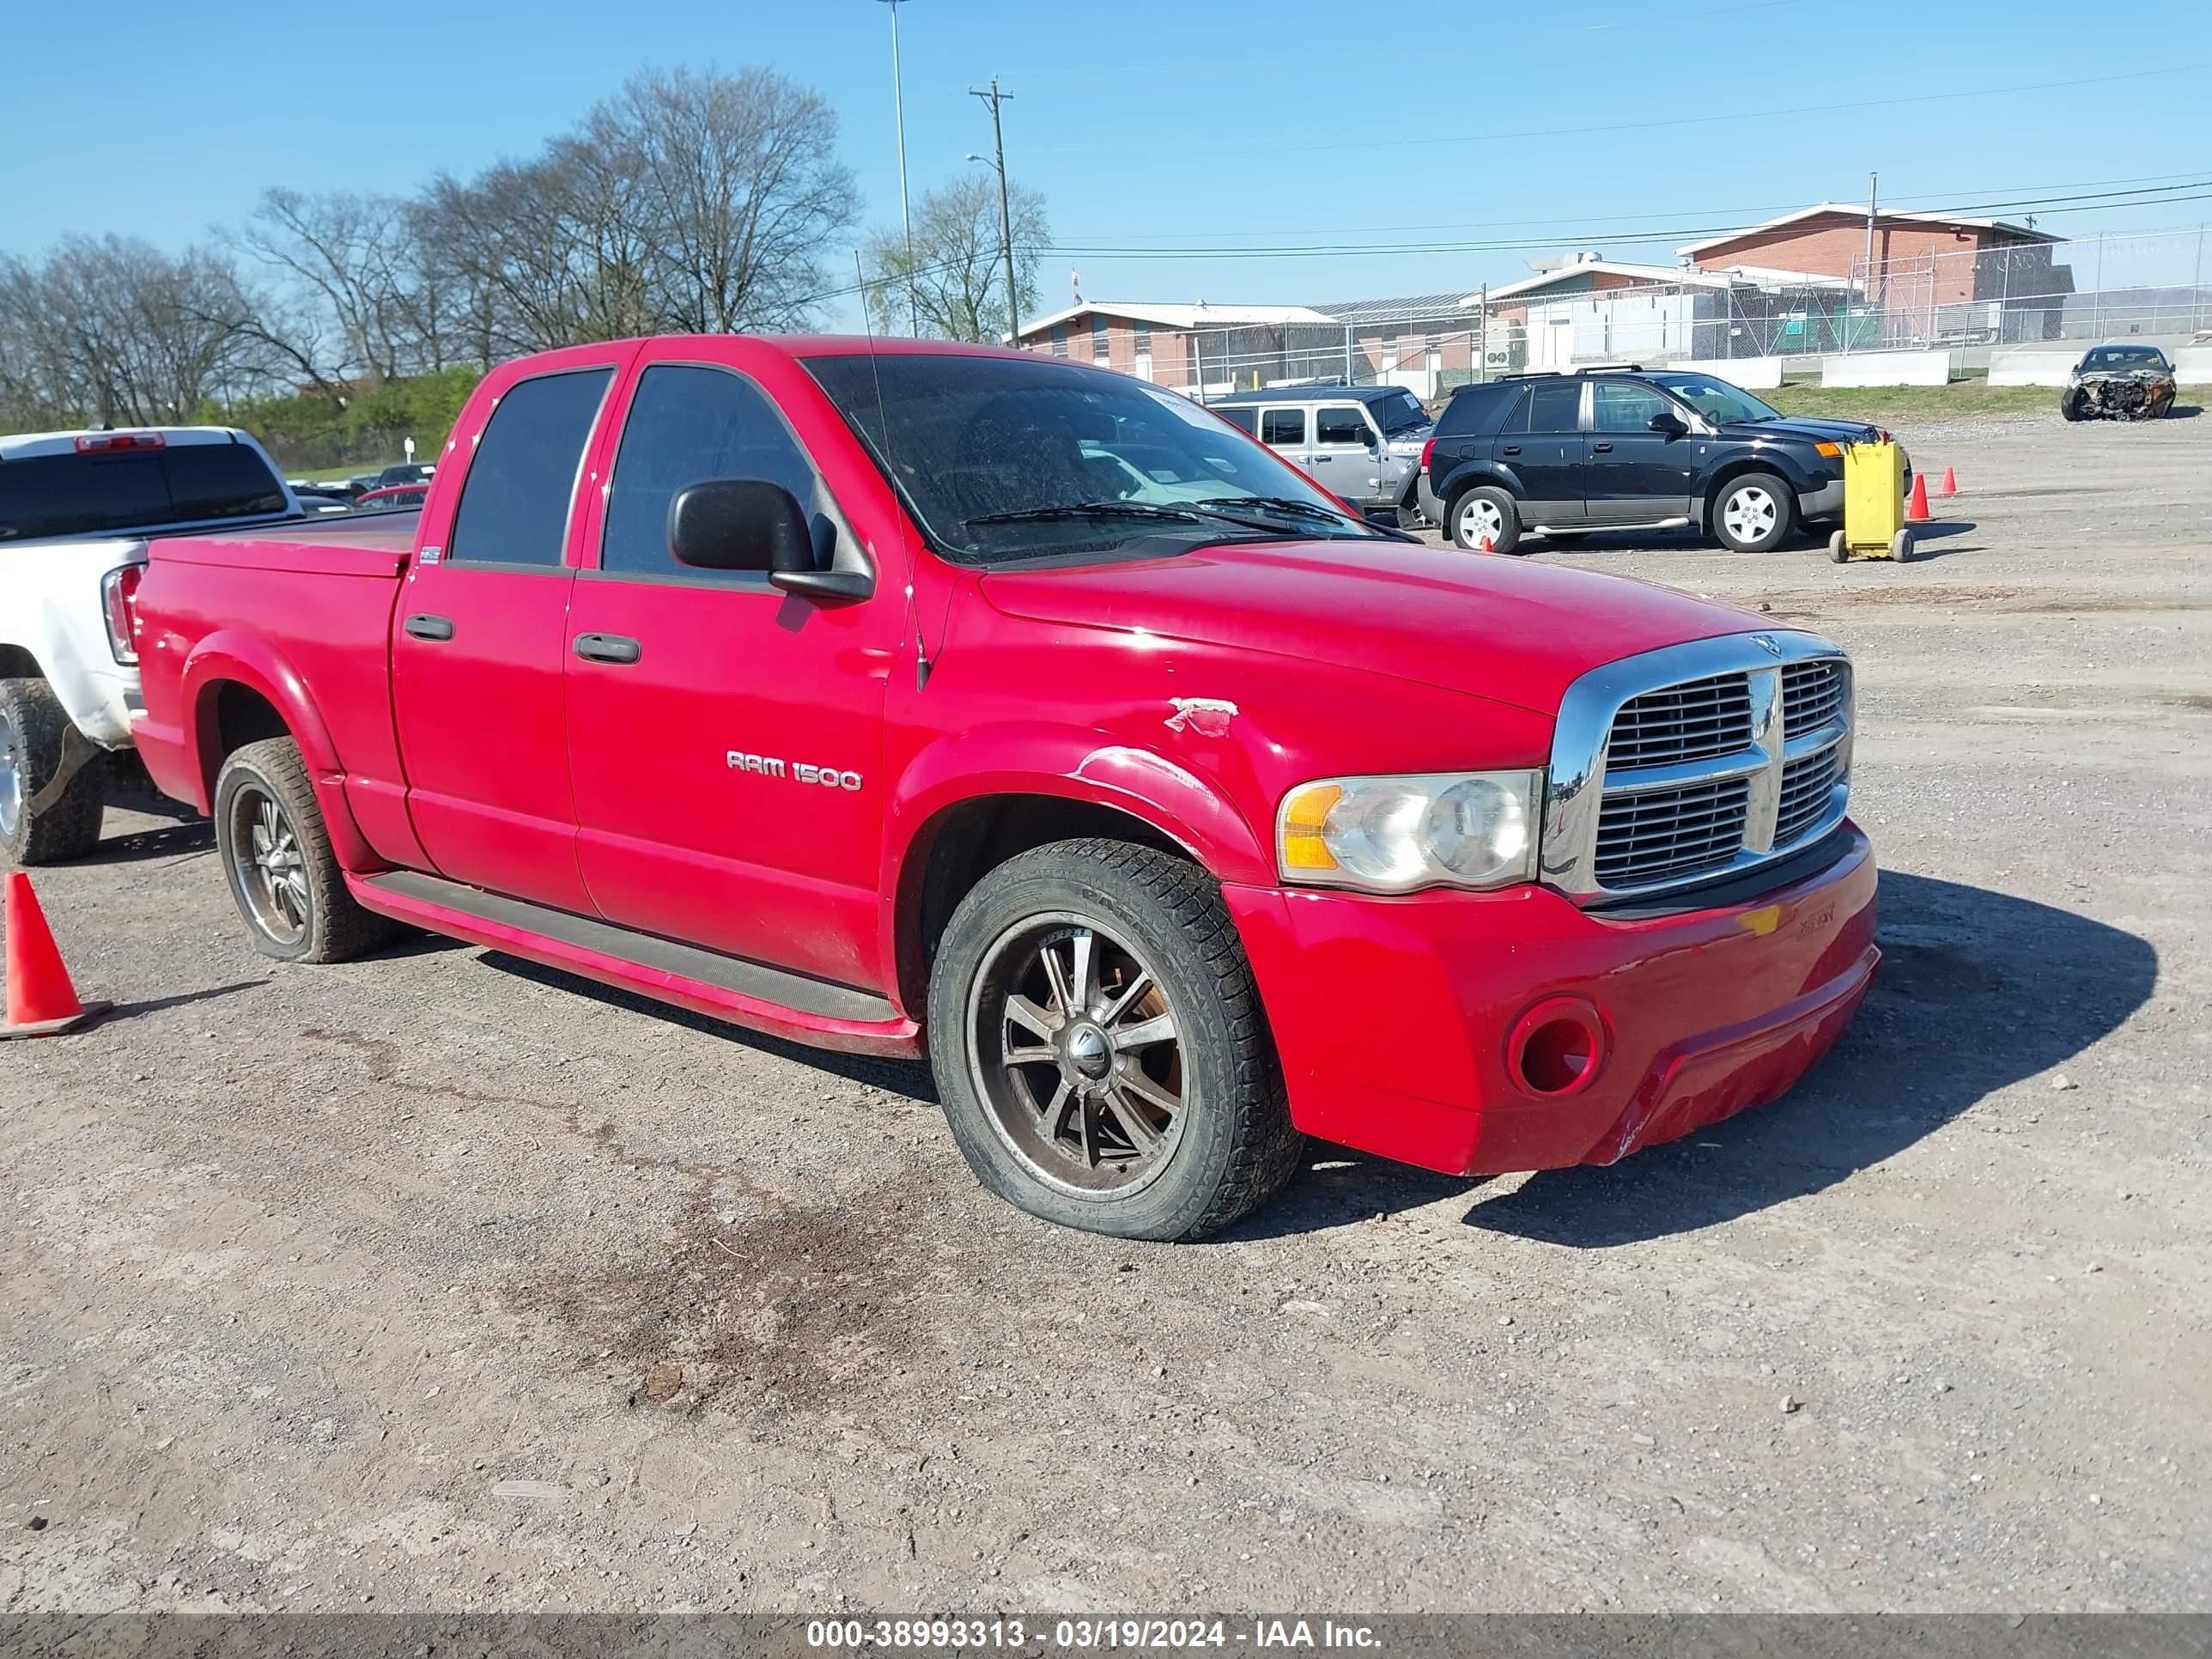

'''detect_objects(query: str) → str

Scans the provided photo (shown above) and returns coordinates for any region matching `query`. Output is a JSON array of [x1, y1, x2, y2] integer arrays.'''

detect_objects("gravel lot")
[[3, 410, 2208, 1615]]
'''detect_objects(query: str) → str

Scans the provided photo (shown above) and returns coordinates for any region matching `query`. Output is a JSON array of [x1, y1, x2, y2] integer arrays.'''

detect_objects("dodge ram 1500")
[[133, 337, 1879, 1240]]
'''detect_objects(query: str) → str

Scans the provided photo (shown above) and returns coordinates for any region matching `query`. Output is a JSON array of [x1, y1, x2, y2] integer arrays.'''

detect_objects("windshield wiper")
[[964, 501, 1206, 528], [1195, 495, 1373, 531]]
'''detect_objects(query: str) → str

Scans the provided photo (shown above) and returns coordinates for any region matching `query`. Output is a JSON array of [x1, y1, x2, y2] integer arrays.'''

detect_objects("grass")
[[1765, 381, 2062, 420]]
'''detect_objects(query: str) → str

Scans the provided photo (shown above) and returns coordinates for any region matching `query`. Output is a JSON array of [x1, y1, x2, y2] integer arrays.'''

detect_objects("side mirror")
[[1649, 411, 1689, 437], [667, 478, 872, 601]]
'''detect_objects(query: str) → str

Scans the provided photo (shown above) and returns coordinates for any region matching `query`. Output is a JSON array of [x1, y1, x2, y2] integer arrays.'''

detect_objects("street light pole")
[[969, 79, 1018, 344], [878, 0, 918, 334]]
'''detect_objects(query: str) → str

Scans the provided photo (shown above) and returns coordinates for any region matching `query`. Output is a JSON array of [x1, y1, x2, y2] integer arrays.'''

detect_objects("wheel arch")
[[0, 643, 44, 680], [882, 730, 1271, 1021], [182, 635, 375, 869]]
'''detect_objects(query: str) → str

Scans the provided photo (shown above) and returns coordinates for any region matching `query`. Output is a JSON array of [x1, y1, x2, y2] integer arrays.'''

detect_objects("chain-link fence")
[[1133, 224, 2212, 399]]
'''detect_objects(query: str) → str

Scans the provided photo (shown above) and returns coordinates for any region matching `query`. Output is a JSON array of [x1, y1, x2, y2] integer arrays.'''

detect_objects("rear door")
[[1584, 379, 1696, 524], [1499, 380, 1586, 526], [562, 343, 898, 990], [392, 349, 633, 912], [1257, 404, 1307, 473]]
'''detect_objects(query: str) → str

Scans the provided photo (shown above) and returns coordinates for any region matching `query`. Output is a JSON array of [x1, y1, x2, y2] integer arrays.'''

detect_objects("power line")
[[1025, 63, 2207, 159]]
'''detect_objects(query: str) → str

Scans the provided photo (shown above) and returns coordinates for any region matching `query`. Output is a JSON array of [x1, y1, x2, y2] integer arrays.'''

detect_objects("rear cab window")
[[446, 368, 614, 568], [0, 442, 289, 542]]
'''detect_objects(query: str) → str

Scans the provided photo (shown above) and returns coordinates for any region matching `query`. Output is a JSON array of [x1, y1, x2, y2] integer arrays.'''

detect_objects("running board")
[[348, 870, 920, 1059], [1530, 516, 1692, 534]]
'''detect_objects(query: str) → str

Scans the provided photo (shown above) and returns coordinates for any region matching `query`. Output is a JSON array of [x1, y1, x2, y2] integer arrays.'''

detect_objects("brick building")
[[1012, 301, 1335, 392], [1679, 203, 2071, 343]]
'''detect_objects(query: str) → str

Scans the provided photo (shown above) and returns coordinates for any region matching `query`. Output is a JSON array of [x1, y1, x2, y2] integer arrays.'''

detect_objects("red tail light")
[[1419, 436, 1437, 474], [76, 431, 167, 453], [101, 563, 144, 665]]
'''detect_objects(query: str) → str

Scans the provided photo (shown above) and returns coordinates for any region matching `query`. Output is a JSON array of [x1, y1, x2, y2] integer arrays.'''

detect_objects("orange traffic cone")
[[1905, 472, 1932, 524], [1475, 531, 1495, 554], [1938, 465, 1959, 496], [3, 872, 109, 1039]]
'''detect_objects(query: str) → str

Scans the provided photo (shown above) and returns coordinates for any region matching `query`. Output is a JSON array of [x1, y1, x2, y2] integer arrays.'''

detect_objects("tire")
[[213, 737, 398, 963], [1448, 485, 1522, 554], [2060, 392, 2084, 422], [927, 838, 1304, 1242], [1892, 530, 1917, 563], [1711, 471, 1796, 553], [0, 678, 105, 866], [1828, 530, 1848, 564]]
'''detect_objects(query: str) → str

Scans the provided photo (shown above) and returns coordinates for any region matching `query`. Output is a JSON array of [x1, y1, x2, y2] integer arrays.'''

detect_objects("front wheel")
[[927, 840, 1304, 1241], [214, 737, 398, 963], [1712, 471, 1796, 553]]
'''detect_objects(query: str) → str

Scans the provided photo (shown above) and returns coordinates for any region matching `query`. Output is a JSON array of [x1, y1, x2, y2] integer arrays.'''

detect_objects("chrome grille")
[[1605, 672, 1753, 770], [1782, 660, 1845, 738], [1542, 633, 1856, 902], [1594, 778, 1751, 888], [1775, 748, 1843, 847]]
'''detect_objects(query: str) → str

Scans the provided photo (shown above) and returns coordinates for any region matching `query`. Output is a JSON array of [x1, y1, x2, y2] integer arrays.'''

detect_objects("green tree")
[[861, 174, 1048, 342]]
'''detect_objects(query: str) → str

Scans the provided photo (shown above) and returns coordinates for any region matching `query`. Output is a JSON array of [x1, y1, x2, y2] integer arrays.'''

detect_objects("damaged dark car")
[[2061, 344, 2178, 422]]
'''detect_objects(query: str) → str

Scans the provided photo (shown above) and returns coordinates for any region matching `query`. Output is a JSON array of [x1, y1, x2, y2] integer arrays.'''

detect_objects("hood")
[[980, 540, 1777, 715], [1711, 415, 1883, 445], [1382, 422, 1434, 458]]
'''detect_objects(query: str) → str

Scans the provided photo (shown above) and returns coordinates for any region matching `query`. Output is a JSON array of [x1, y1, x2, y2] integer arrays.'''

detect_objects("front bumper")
[[1797, 479, 1844, 520], [1224, 826, 1879, 1176]]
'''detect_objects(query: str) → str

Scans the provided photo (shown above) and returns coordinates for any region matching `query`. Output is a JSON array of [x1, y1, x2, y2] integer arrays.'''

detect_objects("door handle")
[[1500, 444, 1522, 455], [404, 614, 454, 642], [1592, 442, 1614, 453], [573, 632, 642, 665], [1311, 455, 1332, 463]]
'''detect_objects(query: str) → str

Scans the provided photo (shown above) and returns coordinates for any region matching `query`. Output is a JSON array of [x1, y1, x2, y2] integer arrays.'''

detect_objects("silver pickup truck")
[[1206, 383, 1435, 527], [0, 425, 298, 861]]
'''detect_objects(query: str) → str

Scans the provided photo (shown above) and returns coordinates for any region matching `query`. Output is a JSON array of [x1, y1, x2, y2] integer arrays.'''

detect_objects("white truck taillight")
[[100, 563, 145, 665]]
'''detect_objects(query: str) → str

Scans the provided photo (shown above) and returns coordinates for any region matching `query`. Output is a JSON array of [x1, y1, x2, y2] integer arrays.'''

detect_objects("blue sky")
[[3, 0, 2208, 323]]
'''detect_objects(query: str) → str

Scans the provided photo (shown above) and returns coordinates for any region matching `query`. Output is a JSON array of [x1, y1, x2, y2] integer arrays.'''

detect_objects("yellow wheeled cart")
[[1826, 440, 1916, 562]]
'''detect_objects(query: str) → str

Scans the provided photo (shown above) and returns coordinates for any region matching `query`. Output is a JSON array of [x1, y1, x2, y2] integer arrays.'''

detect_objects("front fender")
[[179, 631, 374, 870]]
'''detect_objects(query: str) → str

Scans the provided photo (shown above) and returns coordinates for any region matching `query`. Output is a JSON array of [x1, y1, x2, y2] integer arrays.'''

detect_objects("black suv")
[[1418, 368, 1906, 555]]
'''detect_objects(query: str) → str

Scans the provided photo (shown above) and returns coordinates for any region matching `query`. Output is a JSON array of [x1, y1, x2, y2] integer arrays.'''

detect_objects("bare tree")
[[860, 173, 1049, 342], [0, 237, 282, 427], [234, 188, 424, 384]]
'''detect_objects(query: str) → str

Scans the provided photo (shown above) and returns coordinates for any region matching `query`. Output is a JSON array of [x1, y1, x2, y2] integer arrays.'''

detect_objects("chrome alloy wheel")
[[0, 709, 20, 841], [228, 786, 310, 947], [1723, 483, 1779, 544], [1456, 494, 1506, 548], [966, 912, 1187, 1198]]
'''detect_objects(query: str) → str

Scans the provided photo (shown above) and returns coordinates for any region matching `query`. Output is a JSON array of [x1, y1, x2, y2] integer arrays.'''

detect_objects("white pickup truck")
[[0, 426, 299, 862]]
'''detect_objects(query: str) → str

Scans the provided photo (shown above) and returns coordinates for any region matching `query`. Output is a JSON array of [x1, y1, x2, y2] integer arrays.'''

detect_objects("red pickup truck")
[[131, 337, 1878, 1240]]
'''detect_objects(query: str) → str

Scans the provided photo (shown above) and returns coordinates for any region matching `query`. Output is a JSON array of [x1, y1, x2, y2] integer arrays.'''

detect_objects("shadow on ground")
[[1241, 869, 2154, 1245]]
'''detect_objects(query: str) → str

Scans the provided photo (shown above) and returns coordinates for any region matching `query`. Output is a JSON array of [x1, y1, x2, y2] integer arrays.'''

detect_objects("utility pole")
[[969, 79, 1019, 346], [879, 0, 918, 334], [1856, 170, 1879, 353]]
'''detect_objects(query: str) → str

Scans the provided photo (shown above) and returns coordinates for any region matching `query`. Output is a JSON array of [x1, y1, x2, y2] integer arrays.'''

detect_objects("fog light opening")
[[1508, 998, 1607, 1098]]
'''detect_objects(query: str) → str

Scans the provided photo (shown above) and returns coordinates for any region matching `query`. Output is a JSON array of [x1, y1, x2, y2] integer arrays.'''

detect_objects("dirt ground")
[[3, 410, 2208, 1616]]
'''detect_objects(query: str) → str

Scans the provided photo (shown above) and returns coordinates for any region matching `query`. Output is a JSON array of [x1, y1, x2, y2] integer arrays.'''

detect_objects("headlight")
[[1276, 770, 1542, 893]]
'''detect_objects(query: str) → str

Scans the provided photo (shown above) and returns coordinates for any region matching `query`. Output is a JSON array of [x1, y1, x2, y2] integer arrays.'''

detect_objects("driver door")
[[1585, 380, 1697, 524]]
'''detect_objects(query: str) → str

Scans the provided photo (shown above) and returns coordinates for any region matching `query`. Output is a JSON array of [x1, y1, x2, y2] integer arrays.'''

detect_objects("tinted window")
[[1591, 381, 1675, 431], [0, 443, 289, 542], [1260, 408, 1306, 446], [802, 352, 1378, 564], [1315, 406, 1370, 446], [601, 365, 821, 578], [1436, 382, 1515, 437], [1214, 405, 1258, 434], [1524, 380, 1582, 433], [2083, 346, 2167, 370], [447, 368, 611, 567]]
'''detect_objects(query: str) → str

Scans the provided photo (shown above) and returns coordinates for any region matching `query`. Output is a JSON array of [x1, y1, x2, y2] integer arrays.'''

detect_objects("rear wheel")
[[927, 839, 1303, 1241], [1449, 486, 1521, 554], [214, 738, 398, 963], [0, 678, 105, 866], [1712, 471, 1796, 553]]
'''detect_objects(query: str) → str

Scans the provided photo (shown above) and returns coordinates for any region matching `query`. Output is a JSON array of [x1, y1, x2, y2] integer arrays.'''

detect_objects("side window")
[[599, 364, 823, 580], [1524, 380, 1583, 434], [1591, 381, 1675, 432], [1260, 407, 1306, 447], [1315, 405, 1370, 446], [1215, 405, 1258, 435], [447, 368, 612, 568], [1499, 390, 1531, 434]]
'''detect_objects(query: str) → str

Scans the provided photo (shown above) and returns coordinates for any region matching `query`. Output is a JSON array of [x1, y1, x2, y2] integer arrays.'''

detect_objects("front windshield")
[[803, 351, 1384, 563], [1374, 388, 1431, 434], [1644, 372, 1781, 426], [2084, 347, 2167, 370]]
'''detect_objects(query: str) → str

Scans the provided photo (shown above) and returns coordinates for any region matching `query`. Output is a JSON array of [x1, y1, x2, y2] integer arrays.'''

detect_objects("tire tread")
[[216, 737, 398, 963], [0, 678, 105, 866]]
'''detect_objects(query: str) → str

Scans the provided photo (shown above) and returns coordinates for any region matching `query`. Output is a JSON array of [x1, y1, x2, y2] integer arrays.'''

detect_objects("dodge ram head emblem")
[[1751, 634, 1783, 657]]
